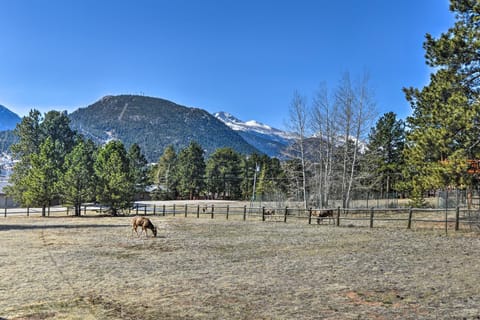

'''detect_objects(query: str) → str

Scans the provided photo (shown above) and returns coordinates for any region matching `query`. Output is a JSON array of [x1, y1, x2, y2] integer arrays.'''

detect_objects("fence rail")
[[2, 202, 480, 233]]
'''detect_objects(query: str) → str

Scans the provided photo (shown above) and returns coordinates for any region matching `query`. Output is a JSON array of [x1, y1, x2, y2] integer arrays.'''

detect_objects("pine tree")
[[94, 141, 134, 214], [22, 137, 57, 216], [153, 145, 177, 200], [176, 141, 206, 200], [363, 112, 405, 196], [128, 143, 150, 198], [205, 148, 242, 199], [403, 0, 480, 204], [59, 138, 97, 216]]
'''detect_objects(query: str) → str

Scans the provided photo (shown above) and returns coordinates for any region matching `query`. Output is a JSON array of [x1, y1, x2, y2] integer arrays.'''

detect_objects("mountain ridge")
[[68, 95, 261, 161]]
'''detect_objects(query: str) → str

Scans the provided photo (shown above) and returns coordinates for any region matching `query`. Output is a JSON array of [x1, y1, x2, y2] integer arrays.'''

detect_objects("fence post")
[[455, 206, 460, 231], [197, 205, 200, 218], [407, 207, 413, 229], [226, 205, 229, 220], [243, 205, 247, 221], [308, 207, 312, 225], [144, 205, 147, 216], [162, 204, 166, 216], [211, 205, 215, 219], [262, 207, 266, 221], [27, 207, 30, 217], [136, 205, 139, 215], [336, 207, 340, 226], [153, 205, 156, 216], [370, 207, 374, 228], [185, 204, 188, 218], [173, 204, 176, 217], [445, 206, 448, 235], [284, 206, 288, 223]]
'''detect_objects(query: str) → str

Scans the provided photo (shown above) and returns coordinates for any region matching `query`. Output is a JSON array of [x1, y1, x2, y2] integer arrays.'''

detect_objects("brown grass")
[[1, 215, 480, 319]]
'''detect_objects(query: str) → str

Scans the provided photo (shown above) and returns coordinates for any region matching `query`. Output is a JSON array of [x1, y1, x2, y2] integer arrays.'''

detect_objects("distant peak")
[[213, 111, 242, 124]]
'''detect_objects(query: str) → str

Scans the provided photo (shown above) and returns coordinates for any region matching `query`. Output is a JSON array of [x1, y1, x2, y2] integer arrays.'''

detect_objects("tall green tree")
[[7, 110, 43, 204], [240, 153, 262, 201], [176, 141, 205, 200], [205, 147, 242, 199], [58, 138, 97, 216], [152, 145, 178, 200], [403, 0, 480, 204], [128, 143, 150, 198], [94, 141, 134, 214], [256, 155, 287, 202], [7, 110, 77, 207], [22, 137, 58, 216], [363, 112, 405, 196]]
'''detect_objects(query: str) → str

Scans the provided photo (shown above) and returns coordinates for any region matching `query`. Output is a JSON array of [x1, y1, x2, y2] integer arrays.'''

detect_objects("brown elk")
[[311, 209, 335, 224], [132, 216, 157, 237]]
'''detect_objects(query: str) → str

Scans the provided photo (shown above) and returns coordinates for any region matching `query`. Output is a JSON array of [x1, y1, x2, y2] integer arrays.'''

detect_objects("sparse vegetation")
[[1, 215, 479, 319]]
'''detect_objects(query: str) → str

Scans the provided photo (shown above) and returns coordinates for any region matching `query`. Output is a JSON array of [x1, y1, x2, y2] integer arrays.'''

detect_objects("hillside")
[[68, 95, 260, 161], [0, 105, 21, 131]]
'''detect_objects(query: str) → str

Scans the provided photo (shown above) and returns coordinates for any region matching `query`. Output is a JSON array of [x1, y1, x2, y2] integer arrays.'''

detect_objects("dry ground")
[[0, 215, 479, 319]]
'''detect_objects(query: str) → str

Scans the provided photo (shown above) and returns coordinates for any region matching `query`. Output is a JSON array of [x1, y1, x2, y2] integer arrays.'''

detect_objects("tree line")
[[5, 104, 406, 214], [5, 109, 289, 215]]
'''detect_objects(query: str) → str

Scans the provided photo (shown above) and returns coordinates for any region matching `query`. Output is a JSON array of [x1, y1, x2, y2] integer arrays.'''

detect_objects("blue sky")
[[0, 0, 453, 130]]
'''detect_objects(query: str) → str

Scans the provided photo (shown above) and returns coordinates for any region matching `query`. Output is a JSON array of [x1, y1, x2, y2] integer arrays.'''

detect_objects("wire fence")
[[3, 201, 480, 234]]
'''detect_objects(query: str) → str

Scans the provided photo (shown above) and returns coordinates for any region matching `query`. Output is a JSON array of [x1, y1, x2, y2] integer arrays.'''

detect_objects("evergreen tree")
[[94, 141, 134, 214], [175, 141, 206, 200], [7, 110, 77, 207], [363, 112, 405, 196], [256, 155, 287, 202], [22, 137, 58, 216], [128, 143, 150, 198], [240, 153, 262, 201], [403, 0, 480, 204], [59, 138, 97, 216], [6, 110, 43, 204], [153, 145, 178, 200], [205, 147, 242, 199]]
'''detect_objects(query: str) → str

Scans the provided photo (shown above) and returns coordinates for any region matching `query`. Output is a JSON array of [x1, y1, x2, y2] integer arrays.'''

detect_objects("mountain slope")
[[0, 105, 21, 131], [68, 95, 260, 162], [214, 112, 294, 157]]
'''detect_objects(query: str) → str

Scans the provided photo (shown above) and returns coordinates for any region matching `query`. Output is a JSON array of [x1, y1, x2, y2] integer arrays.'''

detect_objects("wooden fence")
[[2, 202, 480, 233]]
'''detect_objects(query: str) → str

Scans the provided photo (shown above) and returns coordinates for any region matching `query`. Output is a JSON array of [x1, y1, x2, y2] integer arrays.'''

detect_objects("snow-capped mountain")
[[213, 112, 295, 157]]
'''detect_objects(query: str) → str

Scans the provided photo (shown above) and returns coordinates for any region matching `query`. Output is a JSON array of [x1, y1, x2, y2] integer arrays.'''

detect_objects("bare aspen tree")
[[285, 91, 309, 210], [311, 83, 338, 207], [336, 73, 355, 207], [336, 72, 377, 207]]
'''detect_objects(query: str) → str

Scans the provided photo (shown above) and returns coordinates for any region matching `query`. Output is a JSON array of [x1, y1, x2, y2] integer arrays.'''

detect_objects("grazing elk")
[[311, 209, 335, 224], [132, 216, 158, 237]]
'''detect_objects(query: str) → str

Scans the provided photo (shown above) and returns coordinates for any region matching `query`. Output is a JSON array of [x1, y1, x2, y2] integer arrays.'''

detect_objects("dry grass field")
[[1, 215, 480, 319]]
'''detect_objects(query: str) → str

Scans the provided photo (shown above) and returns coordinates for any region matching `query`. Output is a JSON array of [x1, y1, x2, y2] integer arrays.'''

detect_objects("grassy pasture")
[[1, 215, 479, 319]]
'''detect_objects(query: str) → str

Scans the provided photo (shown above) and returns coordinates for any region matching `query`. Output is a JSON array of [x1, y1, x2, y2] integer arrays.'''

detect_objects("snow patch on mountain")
[[214, 112, 295, 141]]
